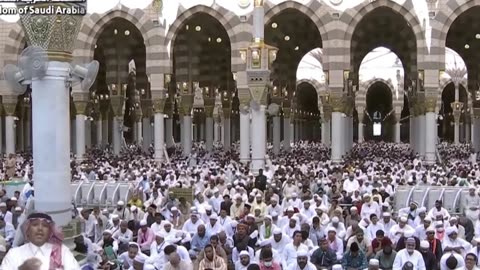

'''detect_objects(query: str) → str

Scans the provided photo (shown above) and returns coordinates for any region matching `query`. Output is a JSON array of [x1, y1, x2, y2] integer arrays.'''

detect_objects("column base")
[[62, 219, 86, 265]]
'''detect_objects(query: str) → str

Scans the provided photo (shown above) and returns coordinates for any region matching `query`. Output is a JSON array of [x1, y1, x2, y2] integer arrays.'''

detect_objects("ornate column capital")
[[323, 105, 332, 121], [2, 95, 18, 116], [283, 107, 292, 118], [74, 101, 88, 115], [110, 96, 125, 117], [329, 95, 344, 113], [425, 96, 437, 113], [179, 94, 194, 116], [152, 99, 166, 114], [204, 97, 215, 118]]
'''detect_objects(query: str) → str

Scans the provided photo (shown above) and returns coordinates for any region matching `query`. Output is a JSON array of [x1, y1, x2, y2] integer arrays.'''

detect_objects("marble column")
[[357, 109, 364, 143], [205, 104, 214, 152], [25, 108, 31, 150], [251, 105, 266, 171], [223, 109, 231, 151], [273, 114, 280, 155], [466, 117, 471, 143], [152, 97, 166, 161], [96, 118, 102, 147], [409, 111, 415, 150], [17, 110, 24, 152], [395, 111, 401, 143], [283, 108, 291, 150], [3, 97, 17, 155], [331, 111, 343, 162], [85, 119, 91, 149], [73, 95, 88, 161], [102, 112, 108, 147], [453, 111, 461, 145], [425, 100, 436, 164], [142, 117, 151, 151], [31, 61, 72, 225], [136, 119, 142, 145], [214, 119, 220, 143], [183, 114, 192, 156], [418, 113, 426, 158], [239, 109, 250, 162], [321, 119, 331, 145], [166, 117, 174, 148], [112, 116, 122, 155]]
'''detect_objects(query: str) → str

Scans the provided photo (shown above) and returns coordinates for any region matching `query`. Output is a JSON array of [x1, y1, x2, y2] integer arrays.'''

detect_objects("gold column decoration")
[[283, 107, 291, 118], [451, 101, 463, 122], [153, 99, 166, 114], [3, 95, 17, 116], [17, 2, 85, 62], [110, 96, 125, 117], [204, 97, 215, 118], [74, 101, 88, 115], [141, 100, 153, 118], [329, 95, 344, 113], [180, 94, 194, 116], [425, 96, 437, 113]]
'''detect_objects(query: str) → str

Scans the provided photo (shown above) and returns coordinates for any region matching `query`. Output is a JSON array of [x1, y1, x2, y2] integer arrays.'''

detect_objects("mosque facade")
[[0, 0, 478, 164]]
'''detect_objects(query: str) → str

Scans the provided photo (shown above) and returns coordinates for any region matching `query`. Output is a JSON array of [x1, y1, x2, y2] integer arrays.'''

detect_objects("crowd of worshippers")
[[0, 141, 480, 269]]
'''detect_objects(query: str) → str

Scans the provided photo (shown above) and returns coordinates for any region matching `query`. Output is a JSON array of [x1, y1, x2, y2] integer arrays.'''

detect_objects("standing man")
[[255, 169, 267, 192], [5, 154, 15, 180]]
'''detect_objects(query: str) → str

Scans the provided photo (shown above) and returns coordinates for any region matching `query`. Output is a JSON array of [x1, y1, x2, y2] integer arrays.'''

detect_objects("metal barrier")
[[394, 186, 468, 214], [71, 181, 133, 209]]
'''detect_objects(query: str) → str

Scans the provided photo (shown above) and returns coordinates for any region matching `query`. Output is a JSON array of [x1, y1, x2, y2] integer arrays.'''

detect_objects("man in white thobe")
[[392, 237, 426, 270], [463, 187, 480, 222]]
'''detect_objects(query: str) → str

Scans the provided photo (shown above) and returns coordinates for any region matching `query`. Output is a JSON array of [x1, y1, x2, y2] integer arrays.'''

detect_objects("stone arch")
[[434, 0, 480, 77], [339, 0, 427, 70], [296, 78, 324, 111], [74, 5, 164, 74], [439, 78, 469, 106], [358, 78, 399, 108], [164, 4, 243, 73], [264, 0, 329, 42], [3, 23, 26, 67]]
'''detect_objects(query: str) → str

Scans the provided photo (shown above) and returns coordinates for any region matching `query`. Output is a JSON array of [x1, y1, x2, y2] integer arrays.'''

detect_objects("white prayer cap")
[[205, 205, 212, 211], [171, 207, 178, 212], [139, 220, 147, 226], [273, 228, 282, 234], [155, 231, 166, 238], [117, 200, 125, 206], [209, 213, 218, 220], [446, 226, 458, 235], [165, 234, 181, 244], [292, 192, 298, 197], [420, 240, 430, 249], [404, 230, 414, 238], [418, 207, 426, 213], [369, 259, 380, 266], [258, 239, 272, 247], [297, 249, 308, 257], [327, 227, 336, 233], [332, 265, 343, 270], [350, 206, 357, 211], [0, 203, 7, 208], [239, 250, 249, 257], [426, 226, 435, 233], [130, 206, 137, 212], [14, 206, 22, 211], [111, 214, 119, 220], [264, 215, 272, 220], [450, 216, 458, 221], [286, 206, 294, 212], [230, 220, 238, 227], [134, 255, 146, 263], [103, 229, 113, 235], [10, 197, 17, 201], [399, 216, 408, 223], [291, 216, 298, 222], [363, 193, 371, 198], [271, 211, 278, 217], [474, 237, 480, 243], [332, 216, 339, 223], [247, 214, 256, 220]]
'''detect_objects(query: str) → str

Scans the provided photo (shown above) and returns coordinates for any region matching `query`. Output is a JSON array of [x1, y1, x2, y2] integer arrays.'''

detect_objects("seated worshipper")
[[258, 248, 281, 270], [145, 243, 191, 270], [310, 237, 338, 269], [182, 210, 204, 237], [259, 215, 277, 242], [346, 229, 373, 258], [232, 241, 255, 265], [151, 213, 165, 234], [419, 240, 438, 270], [427, 200, 450, 221], [255, 239, 282, 264], [371, 229, 393, 254], [191, 225, 211, 255], [464, 253, 480, 270], [380, 212, 397, 239], [168, 207, 185, 229], [374, 243, 397, 270], [389, 216, 415, 245], [368, 259, 381, 270], [137, 219, 155, 255], [0, 216, 15, 247], [195, 235, 228, 268], [326, 226, 344, 261], [426, 226, 443, 260], [282, 230, 309, 266], [286, 250, 316, 270], [112, 220, 133, 254], [112, 201, 130, 220], [198, 244, 227, 270], [97, 229, 119, 254], [162, 252, 193, 270], [106, 214, 121, 233], [395, 230, 420, 252], [398, 202, 420, 228], [1, 212, 80, 269], [282, 216, 300, 240], [439, 252, 465, 270], [235, 250, 253, 270], [205, 213, 223, 236], [118, 242, 149, 270], [442, 226, 471, 257], [448, 216, 466, 239], [415, 217, 432, 241], [365, 214, 385, 242], [150, 231, 168, 257], [392, 237, 426, 270], [271, 228, 290, 254], [328, 216, 346, 240], [342, 242, 368, 270], [234, 222, 256, 249]]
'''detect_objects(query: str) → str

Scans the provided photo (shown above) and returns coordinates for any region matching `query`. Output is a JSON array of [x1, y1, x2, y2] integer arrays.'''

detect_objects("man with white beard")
[[271, 228, 291, 254], [392, 237, 426, 270], [463, 186, 480, 222]]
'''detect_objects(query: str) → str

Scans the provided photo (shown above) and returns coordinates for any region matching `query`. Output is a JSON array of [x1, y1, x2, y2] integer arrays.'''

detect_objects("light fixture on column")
[[4, 46, 48, 94], [69, 61, 100, 91]]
